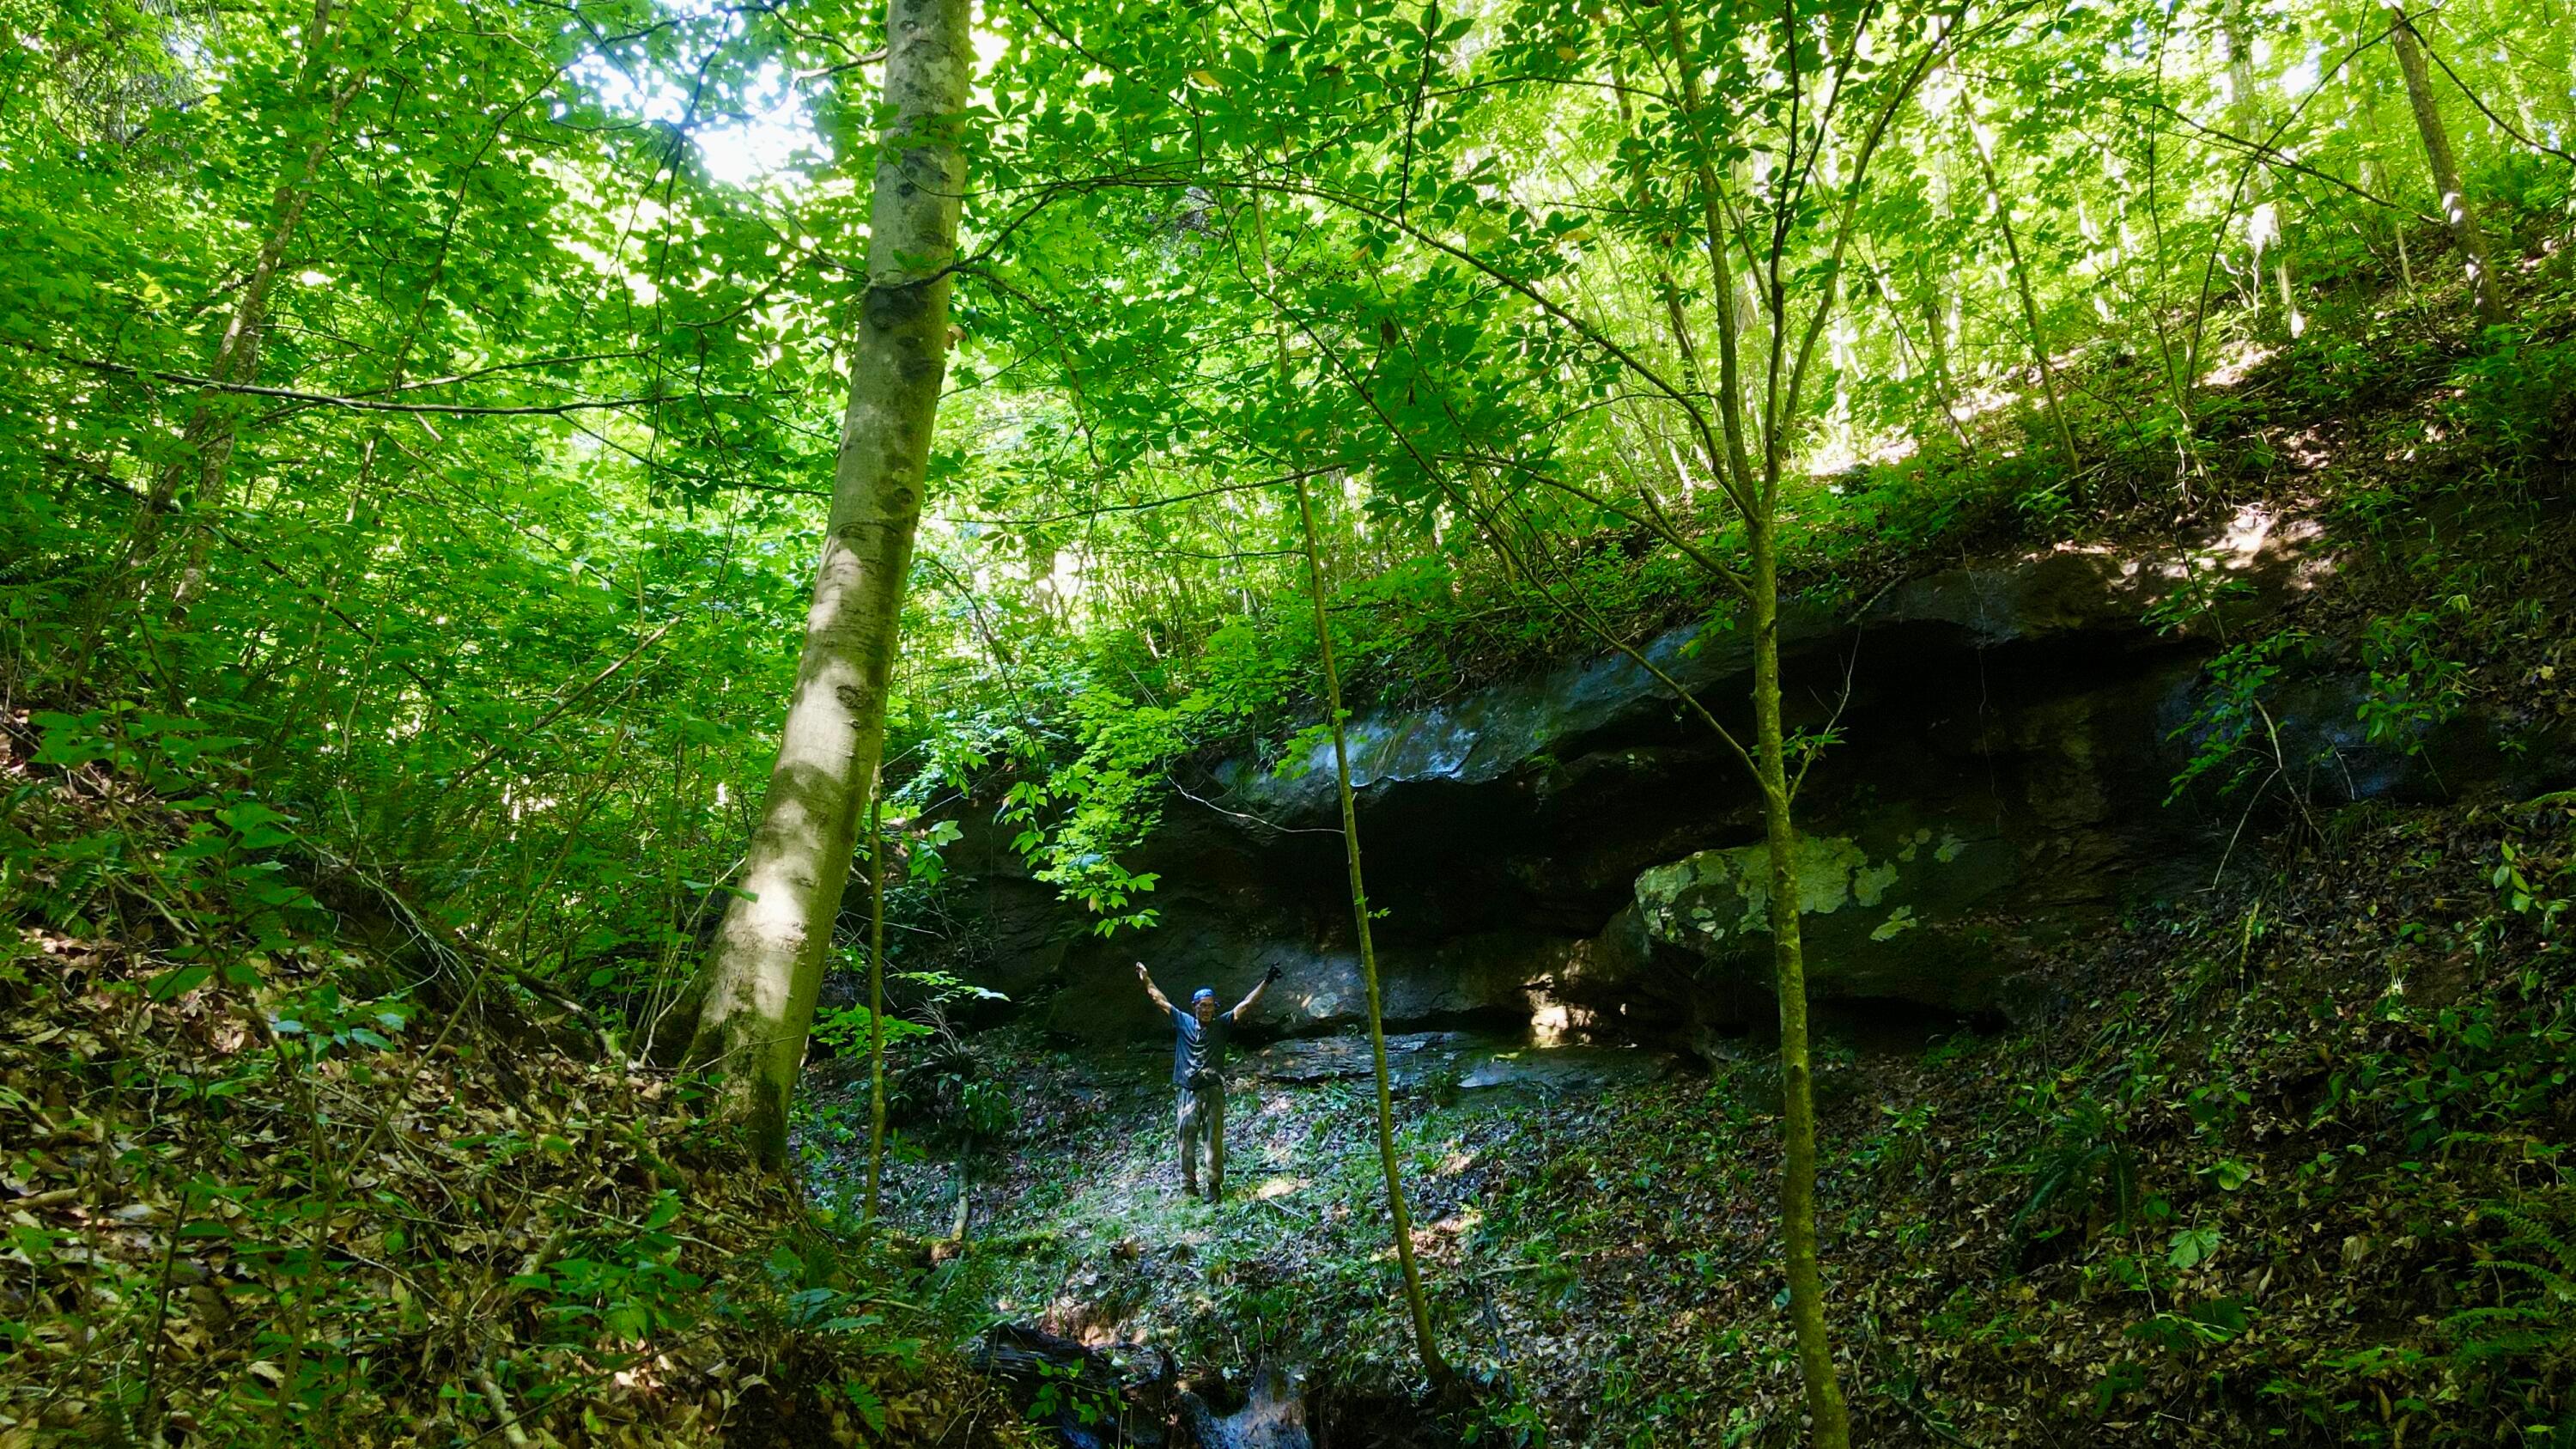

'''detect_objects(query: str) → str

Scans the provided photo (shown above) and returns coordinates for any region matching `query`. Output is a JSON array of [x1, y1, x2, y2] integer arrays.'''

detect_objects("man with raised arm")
[[1136, 960, 1280, 1202]]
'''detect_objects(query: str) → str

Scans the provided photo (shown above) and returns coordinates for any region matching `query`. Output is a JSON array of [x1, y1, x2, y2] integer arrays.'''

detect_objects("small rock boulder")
[[1182, 1362, 1311, 1449]]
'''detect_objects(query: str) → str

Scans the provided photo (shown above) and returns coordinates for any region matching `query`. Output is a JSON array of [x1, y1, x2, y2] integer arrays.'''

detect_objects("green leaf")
[[2168, 1226, 2221, 1270], [149, 965, 213, 1001]]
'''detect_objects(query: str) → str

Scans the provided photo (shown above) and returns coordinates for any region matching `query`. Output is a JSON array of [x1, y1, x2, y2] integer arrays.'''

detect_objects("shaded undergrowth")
[[820, 795, 2573, 1446], [0, 711, 1032, 1446]]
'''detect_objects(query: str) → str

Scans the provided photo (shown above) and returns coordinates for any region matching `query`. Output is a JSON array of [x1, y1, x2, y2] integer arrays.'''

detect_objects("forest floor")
[[0, 722, 1041, 1448], [804, 791, 2575, 1447]]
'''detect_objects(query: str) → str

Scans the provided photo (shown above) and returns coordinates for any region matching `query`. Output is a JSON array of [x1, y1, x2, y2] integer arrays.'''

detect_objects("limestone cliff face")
[[909, 515, 2568, 1053]]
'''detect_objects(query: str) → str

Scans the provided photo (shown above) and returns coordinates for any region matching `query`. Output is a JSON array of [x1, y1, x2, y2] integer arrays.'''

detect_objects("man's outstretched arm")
[[1136, 961, 1175, 1015], [1229, 965, 1283, 1020]]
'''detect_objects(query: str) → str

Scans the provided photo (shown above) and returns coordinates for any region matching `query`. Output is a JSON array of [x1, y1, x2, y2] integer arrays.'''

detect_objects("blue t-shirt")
[[1170, 1004, 1233, 1087]]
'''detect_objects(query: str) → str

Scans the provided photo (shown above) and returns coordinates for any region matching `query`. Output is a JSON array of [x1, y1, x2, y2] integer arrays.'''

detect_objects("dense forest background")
[[3, 0, 2572, 1441]]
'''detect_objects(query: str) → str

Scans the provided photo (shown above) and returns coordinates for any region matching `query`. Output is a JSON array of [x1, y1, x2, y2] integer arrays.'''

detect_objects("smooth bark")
[[684, 0, 971, 1165], [1747, 517, 1848, 1445], [1862, 246, 1976, 456], [1292, 474, 1449, 1386], [1651, 6, 1951, 1442], [1965, 119, 2083, 478], [864, 788, 889, 1221], [2386, 3, 2503, 325], [1246, 155, 1449, 1381], [1661, 4, 1856, 1440], [2225, 0, 2300, 332]]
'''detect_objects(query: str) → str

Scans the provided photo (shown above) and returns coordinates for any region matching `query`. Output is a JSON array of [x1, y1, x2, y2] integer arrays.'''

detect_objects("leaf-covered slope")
[[816, 795, 2575, 1446], [0, 711, 1032, 1447]]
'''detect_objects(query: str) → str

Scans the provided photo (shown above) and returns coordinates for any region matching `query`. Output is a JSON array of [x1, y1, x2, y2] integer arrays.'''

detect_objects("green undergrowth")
[[0, 709, 1033, 1446], [808, 795, 2575, 1447], [1475, 799, 2576, 1447]]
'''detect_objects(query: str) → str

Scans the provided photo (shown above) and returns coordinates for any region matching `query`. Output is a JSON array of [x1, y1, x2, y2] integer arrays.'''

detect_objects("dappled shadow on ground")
[[799, 787, 2575, 1445]]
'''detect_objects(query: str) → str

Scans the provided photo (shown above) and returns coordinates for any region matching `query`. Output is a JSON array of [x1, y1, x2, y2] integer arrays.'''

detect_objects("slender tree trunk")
[[1239, 141, 1449, 1379], [864, 787, 889, 1221], [1291, 474, 1449, 1387], [2386, 3, 2504, 326], [1862, 247, 1976, 456], [167, 83, 361, 612], [1747, 514, 1849, 1446], [684, 0, 971, 1166], [115, 0, 356, 609], [2225, 0, 2300, 335], [2135, 46, 2202, 448], [1965, 119, 2083, 478], [1608, 52, 1712, 413], [1916, 288, 1974, 455], [1661, 8, 1852, 1442]]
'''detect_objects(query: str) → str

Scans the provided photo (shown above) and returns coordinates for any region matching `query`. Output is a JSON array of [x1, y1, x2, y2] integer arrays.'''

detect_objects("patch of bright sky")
[[562, 0, 829, 192], [2278, 41, 2324, 96], [698, 64, 827, 188], [568, 5, 1012, 192], [573, 46, 827, 191]]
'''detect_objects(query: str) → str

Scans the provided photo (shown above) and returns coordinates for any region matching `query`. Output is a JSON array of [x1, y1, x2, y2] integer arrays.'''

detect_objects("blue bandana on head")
[[1190, 988, 1218, 1005]]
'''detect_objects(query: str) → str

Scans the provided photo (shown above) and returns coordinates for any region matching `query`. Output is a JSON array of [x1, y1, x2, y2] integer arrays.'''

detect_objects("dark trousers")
[[1176, 1081, 1224, 1196]]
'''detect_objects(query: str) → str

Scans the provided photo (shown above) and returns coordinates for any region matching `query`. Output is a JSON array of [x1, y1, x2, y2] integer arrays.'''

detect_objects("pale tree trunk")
[[1965, 117, 2082, 479], [2386, 2, 2504, 326], [1862, 246, 1976, 456], [685, 0, 971, 1166], [1915, 283, 1973, 454], [2225, 0, 2300, 334], [167, 77, 359, 612], [1608, 52, 1711, 411], [864, 788, 890, 1221]]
